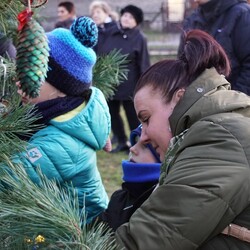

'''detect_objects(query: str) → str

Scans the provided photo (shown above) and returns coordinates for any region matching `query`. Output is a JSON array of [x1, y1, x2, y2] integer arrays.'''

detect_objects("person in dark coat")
[[96, 5, 150, 153], [178, 0, 250, 95]]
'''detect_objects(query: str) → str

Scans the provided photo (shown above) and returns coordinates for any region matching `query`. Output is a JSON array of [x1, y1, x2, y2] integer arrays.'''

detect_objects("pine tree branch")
[[93, 49, 129, 100], [0, 160, 117, 250], [0, 1, 23, 36], [0, 57, 42, 160]]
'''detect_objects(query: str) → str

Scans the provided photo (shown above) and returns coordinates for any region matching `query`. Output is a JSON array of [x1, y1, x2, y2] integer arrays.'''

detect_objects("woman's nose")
[[139, 128, 150, 144]]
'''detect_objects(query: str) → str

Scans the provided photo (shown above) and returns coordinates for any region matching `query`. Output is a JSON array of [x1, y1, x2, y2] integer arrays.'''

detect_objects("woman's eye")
[[142, 118, 149, 124]]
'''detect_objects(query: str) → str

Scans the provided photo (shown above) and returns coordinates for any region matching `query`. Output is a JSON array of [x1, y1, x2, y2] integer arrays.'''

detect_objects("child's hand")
[[103, 137, 112, 152]]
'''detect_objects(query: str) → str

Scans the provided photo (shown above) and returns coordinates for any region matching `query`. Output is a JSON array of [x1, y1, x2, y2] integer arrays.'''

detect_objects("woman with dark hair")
[[55, 1, 76, 29], [115, 29, 250, 249]]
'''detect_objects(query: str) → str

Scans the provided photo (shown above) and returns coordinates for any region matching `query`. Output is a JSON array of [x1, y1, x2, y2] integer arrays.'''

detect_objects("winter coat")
[[13, 87, 110, 223], [96, 23, 150, 100], [94, 21, 117, 53], [179, 0, 250, 95], [115, 68, 250, 249]]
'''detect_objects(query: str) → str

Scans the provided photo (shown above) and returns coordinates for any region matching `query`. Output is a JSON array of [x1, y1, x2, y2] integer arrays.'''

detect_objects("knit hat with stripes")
[[46, 16, 98, 96]]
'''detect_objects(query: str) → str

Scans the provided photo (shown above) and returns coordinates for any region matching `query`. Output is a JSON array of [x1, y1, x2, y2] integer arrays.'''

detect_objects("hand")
[[103, 137, 112, 152]]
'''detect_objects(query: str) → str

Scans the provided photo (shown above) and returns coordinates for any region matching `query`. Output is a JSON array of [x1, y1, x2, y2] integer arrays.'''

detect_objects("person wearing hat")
[[14, 16, 110, 224], [89, 1, 118, 28], [99, 124, 161, 231], [95, 5, 150, 153]]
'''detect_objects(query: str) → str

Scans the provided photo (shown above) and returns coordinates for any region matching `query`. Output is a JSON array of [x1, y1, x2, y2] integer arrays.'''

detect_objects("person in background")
[[115, 29, 250, 249], [13, 17, 110, 224], [96, 5, 150, 153], [0, 32, 16, 59], [100, 124, 161, 231], [178, 0, 250, 95], [89, 0, 118, 27], [89, 0, 118, 52], [55, 1, 77, 29]]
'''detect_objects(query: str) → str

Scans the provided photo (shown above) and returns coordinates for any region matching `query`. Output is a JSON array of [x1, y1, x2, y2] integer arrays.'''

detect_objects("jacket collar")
[[110, 22, 139, 37], [169, 67, 250, 135]]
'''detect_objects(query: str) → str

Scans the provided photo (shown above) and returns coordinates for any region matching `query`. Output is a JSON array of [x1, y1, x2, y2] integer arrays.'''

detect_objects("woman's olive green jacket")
[[115, 68, 250, 249]]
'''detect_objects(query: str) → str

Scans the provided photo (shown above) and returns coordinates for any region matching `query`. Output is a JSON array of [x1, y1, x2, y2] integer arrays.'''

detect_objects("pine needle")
[[0, 57, 42, 160], [0, 0, 23, 35], [0, 159, 117, 250], [93, 49, 129, 100]]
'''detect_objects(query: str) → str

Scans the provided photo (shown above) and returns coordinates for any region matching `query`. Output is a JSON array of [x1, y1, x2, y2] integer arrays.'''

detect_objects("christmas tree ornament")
[[16, 0, 49, 98]]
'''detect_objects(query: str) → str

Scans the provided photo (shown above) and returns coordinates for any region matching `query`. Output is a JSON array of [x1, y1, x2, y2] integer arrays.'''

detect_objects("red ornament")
[[17, 9, 34, 31]]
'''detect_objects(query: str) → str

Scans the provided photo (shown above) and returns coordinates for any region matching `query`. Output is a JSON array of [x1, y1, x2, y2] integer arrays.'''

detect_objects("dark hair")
[[134, 29, 231, 103], [58, 1, 75, 14]]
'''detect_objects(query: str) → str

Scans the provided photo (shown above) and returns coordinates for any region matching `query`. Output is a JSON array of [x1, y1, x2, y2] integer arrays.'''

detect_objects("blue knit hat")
[[130, 124, 161, 163], [46, 16, 98, 96]]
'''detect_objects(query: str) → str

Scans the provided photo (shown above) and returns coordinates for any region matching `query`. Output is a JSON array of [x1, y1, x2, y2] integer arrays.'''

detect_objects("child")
[[100, 125, 161, 231], [14, 16, 110, 224]]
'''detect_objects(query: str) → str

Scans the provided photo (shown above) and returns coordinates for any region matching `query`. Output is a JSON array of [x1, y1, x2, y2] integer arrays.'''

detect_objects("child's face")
[[129, 140, 157, 163], [16, 81, 66, 105]]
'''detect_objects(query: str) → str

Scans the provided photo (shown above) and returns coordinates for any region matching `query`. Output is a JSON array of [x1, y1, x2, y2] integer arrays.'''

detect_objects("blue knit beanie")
[[46, 16, 98, 96]]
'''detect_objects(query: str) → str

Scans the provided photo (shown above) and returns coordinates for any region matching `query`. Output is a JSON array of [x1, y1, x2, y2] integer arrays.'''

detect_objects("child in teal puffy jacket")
[[14, 16, 110, 223]]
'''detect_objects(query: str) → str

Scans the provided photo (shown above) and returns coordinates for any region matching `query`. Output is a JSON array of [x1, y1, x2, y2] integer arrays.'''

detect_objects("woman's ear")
[[171, 88, 185, 105]]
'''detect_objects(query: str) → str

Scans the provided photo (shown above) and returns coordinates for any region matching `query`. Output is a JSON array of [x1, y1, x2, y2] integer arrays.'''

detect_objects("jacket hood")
[[49, 87, 111, 150], [170, 67, 250, 135]]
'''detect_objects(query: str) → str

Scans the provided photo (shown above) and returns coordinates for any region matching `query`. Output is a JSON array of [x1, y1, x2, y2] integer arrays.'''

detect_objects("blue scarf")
[[18, 96, 85, 141], [122, 160, 161, 183]]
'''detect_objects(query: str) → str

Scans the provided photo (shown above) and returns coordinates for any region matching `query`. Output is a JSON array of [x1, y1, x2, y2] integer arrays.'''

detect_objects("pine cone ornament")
[[16, 9, 49, 98]]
